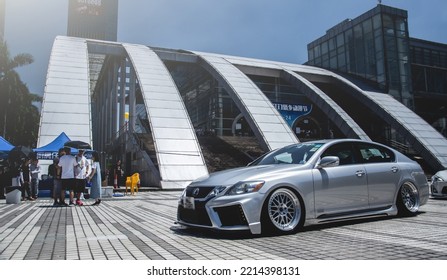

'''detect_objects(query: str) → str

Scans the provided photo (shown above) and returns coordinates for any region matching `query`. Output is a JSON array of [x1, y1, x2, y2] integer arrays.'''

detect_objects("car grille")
[[184, 186, 216, 199], [214, 205, 248, 227], [178, 200, 212, 226]]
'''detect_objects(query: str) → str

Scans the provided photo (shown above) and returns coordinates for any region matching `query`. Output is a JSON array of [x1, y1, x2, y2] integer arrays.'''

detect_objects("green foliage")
[[0, 41, 40, 147]]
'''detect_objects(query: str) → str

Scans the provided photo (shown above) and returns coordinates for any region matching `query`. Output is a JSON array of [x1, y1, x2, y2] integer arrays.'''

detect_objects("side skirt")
[[305, 205, 398, 226]]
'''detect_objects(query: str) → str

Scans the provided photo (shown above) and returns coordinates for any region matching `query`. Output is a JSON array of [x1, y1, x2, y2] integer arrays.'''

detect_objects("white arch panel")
[[123, 43, 208, 189], [37, 36, 92, 147]]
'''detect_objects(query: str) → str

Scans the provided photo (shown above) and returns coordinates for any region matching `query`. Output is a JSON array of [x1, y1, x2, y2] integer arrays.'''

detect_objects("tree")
[[0, 41, 40, 147]]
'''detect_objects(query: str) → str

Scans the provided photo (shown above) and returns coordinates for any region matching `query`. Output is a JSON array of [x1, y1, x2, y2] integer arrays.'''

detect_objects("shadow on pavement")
[[170, 212, 425, 240]]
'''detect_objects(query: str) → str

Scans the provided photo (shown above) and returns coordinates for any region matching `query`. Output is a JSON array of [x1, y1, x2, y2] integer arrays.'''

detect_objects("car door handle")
[[391, 166, 399, 173], [356, 170, 365, 177]]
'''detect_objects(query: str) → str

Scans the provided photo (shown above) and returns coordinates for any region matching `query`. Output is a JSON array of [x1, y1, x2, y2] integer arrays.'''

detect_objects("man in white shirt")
[[74, 149, 90, 206], [58, 147, 77, 206]]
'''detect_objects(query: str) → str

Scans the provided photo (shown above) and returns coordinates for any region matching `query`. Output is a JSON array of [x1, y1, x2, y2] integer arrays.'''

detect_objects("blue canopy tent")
[[0, 137, 13, 167], [34, 132, 71, 160], [0, 136, 14, 152]]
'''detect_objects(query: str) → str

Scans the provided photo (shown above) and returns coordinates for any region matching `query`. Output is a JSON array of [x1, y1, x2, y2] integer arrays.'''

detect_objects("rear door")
[[356, 142, 400, 208]]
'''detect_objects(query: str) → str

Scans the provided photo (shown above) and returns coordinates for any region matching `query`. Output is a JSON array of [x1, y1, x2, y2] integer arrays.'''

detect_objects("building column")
[[111, 61, 119, 141], [128, 66, 136, 133], [119, 59, 127, 134], [217, 86, 223, 136], [100, 83, 106, 152], [105, 66, 112, 147]]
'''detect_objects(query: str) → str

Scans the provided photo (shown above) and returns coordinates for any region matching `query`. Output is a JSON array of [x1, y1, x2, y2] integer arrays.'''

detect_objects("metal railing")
[[389, 139, 410, 154]]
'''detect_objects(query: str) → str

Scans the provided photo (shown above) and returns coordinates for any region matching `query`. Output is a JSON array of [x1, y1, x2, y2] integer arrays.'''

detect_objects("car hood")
[[189, 164, 310, 187]]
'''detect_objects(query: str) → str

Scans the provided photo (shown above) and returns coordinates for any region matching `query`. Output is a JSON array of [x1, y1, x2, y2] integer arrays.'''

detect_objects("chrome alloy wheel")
[[267, 189, 301, 232], [400, 182, 420, 213]]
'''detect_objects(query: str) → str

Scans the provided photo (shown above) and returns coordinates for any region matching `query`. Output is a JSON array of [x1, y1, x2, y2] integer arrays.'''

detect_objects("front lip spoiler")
[[430, 193, 447, 198], [176, 220, 251, 232]]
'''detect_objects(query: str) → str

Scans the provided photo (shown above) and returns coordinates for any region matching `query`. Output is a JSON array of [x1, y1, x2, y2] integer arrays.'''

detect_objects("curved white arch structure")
[[38, 36, 92, 147], [38, 36, 447, 188], [123, 44, 208, 189]]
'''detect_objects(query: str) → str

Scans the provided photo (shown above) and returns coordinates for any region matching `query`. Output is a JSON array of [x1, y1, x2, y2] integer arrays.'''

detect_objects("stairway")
[[198, 136, 265, 172]]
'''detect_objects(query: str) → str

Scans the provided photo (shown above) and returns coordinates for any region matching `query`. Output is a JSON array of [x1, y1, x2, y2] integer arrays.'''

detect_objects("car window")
[[357, 143, 395, 163], [251, 143, 324, 166], [321, 142, 358, 165]]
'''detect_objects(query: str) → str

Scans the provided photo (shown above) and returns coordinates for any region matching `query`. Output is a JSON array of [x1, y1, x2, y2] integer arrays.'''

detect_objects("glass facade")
[[166, 62, 225, 135], [248, 75, 328, 140], [411, 40, 447, 95], [410, 38, 447, 136]]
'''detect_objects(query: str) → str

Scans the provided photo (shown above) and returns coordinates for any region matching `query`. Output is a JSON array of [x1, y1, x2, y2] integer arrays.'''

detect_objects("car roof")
[[299, 138, 367, 145], [294, 139, 398, 153]]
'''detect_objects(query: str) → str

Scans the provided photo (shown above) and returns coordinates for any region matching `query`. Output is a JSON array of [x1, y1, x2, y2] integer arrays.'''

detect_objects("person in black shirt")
[[0, 165, 8, 199], [21, 158, 34, 201]]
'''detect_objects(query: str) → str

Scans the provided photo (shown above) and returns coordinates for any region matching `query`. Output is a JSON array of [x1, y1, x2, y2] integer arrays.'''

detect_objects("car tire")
[[396, 182, 420, 217], [262, 188, 304, 235]]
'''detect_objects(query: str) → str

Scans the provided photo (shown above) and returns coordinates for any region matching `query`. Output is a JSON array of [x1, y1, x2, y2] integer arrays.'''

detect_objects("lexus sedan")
[[430, 170, 447, 197], [177, 139, 429, 235]]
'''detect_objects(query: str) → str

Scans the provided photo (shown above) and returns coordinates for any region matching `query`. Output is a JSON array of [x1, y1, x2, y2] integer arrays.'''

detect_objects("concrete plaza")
[[1, 191, 447, 260]]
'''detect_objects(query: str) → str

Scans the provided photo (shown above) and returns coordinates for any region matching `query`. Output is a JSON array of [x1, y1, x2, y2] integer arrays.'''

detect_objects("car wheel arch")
[[262, 185, 306, 212], [260, 185, 306, 234], [395, 180, 421, 216], [393, 177, 417, 201]]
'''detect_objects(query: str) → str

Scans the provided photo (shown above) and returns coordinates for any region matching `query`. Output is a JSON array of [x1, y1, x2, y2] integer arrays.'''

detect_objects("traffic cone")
[[114, 173, 118, 189]]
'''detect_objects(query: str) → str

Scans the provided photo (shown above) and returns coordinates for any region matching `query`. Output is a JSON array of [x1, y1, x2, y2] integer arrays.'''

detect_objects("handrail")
[[389, 139, 409, 154]]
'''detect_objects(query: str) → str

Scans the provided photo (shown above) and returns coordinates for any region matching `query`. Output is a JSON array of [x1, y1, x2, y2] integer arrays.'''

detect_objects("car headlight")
[[226, 181, 265, 195], [178, 188, 187, 203], [432, 176, 444, 183]]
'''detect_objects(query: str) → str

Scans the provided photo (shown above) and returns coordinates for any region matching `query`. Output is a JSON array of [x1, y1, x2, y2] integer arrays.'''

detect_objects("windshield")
[[249, 143, 324, 166]]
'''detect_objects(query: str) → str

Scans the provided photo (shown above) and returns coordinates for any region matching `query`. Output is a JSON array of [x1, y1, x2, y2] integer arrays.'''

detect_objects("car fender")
[[392, 163, 429, 206]]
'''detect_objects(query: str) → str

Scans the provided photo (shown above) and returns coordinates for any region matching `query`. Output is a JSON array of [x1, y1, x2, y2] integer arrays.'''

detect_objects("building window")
[[345, 29, 354, 73], [354, 24, 366, 77]]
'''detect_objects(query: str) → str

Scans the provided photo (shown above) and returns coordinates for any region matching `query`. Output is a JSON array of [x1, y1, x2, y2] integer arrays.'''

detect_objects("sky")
[[3, 0, 447, 95]]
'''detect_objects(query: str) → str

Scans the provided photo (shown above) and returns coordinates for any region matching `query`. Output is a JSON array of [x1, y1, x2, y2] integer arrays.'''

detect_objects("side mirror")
[[317, 156, 340, 169]]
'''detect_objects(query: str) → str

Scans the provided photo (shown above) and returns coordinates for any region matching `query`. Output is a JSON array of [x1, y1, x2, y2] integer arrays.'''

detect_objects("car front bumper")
[[177, 192, 264, 234], [430, 181, 447, 197]]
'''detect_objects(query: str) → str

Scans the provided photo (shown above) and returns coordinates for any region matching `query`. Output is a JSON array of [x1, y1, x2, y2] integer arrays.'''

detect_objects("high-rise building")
[[0, 0, 5, 42], [67, 0, 118, 41]]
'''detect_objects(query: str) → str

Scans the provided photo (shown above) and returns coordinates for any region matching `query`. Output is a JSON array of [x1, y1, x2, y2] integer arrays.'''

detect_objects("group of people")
[[48, 147, 102, 206]]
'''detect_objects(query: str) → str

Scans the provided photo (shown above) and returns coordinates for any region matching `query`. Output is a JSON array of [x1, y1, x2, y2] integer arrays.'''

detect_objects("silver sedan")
[[177, 139, 429, 234]]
